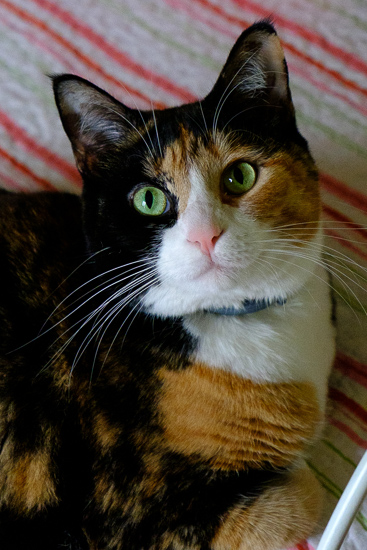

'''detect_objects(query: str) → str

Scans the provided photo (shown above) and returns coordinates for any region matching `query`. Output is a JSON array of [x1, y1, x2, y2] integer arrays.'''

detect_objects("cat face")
[[141, 131, 320, 316], [54, 21, 320, 318]]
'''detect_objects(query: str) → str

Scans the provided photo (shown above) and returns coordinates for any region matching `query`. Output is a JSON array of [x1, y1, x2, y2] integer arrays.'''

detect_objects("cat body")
[[0, 22, 335, 550]]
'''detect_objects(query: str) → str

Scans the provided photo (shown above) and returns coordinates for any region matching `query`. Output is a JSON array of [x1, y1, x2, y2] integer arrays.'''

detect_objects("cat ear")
[[53, 75, 137, 173], [210, 21, 294, 114]]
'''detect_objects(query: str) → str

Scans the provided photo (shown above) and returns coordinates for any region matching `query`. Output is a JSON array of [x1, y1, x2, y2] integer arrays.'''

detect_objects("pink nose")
[[187, 226, 223, 257]]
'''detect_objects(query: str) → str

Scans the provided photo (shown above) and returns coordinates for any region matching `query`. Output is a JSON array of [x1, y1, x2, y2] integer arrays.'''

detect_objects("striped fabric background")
[[0, 0, 366, 548]]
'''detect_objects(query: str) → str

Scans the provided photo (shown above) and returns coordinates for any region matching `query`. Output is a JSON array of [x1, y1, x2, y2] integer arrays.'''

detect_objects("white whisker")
[[199, 100, 208, 135], [105, 106, 154, 159], [36, 262, 154, 352], [37, 260, 159, 377], [41, 258, 152, 332], [212, 50, 259, 141], [263, 249, 367, 320], [151, 105, 163, 158], [71, 274, 158, 376], [94, 297, 149, 383]]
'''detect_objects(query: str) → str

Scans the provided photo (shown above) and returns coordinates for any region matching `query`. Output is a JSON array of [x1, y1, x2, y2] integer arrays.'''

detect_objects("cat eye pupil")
[[223, 162, 256, 195], [145, 190, 153, 210], [132, 186, 168, 217], [233, 166, 244, 185]]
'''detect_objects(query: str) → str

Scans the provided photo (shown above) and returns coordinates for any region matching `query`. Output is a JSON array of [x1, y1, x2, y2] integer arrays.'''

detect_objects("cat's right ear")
[[208, 21, 295, 123], [53, 75, 137, 173]]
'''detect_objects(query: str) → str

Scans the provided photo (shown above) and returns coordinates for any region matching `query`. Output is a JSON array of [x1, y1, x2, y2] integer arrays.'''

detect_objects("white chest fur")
[[184, 264, 335, 413]]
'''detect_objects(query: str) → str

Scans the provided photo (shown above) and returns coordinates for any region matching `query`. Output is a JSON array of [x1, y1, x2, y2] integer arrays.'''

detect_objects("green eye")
[[133, 186, 168, 216], [223, 162, 256, 195]]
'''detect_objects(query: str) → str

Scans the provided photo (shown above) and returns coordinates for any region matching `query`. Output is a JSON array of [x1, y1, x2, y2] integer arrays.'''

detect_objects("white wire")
[[317, 450, 367, 550]]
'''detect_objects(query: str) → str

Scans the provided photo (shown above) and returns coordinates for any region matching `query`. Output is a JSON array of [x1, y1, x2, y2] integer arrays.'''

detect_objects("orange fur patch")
[[93, 412, 121, 452], [144, 129, 319, 244], [93, 472, 123, 515], [93, 448, 165, 519], [211, 466, 322, 550], [0, 443, 58, 513], [144, 127, 226, 213], [245, 149, 320, 241], [143, 125, 192, 212], [158, 364, 321, 470]]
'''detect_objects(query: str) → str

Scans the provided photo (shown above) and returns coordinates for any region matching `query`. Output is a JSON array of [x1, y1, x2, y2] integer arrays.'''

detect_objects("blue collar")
[[206, 297, 286, 316]]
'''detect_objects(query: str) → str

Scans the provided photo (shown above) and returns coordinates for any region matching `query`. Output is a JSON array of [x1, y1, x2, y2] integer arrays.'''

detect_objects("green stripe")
[[322, 439, 357, 468], [322, 249, 367, 313], [292, 78, 367, 135], [101, 0, 367, 157], [352, 0, 367, 10], [0, 32, 54, 106], [308, 461, 367, 531], [332, 280, 367, 315], [0, 57, 50, 103], [5, 0, 367, 158], [100, 0, 221, 70], [101, 0, 367, 154], [323, 246, 367, 282], [297, 109, 367, 158], [2, 0, 367, 160], [308, 461, 343, 497], [109, 7, 367, 157], [357, 512, 367, 531], [333, 7, 367, 32]]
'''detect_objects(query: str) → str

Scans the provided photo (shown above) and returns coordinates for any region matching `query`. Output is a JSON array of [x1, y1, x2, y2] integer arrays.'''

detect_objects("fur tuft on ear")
[[210, 21, 294, 113], [53, 75, 138, 173]]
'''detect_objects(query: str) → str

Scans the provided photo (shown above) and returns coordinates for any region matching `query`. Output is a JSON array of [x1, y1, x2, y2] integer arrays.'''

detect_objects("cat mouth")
[[190, 258, 228, 281]]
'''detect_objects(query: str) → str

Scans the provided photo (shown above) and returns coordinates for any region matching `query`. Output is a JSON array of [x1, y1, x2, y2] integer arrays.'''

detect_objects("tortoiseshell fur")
[[0, 22, 334, 550]]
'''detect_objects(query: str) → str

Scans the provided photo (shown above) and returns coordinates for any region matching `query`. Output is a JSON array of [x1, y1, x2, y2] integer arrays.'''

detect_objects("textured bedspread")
[[0, 1, 366, 548]]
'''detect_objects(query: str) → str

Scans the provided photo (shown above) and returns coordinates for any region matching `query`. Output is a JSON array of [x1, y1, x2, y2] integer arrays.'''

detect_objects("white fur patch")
[[140, 160, 335, 411], [142, 173, 326, 319], [184, 264, 335, 412]]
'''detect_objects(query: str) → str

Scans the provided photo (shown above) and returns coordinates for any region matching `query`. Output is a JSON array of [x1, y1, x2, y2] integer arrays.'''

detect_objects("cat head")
[[53, 21, 320, 318]]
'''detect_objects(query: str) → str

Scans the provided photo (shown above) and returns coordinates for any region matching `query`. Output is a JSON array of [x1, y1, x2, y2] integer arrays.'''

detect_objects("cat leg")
[[211, 465, 322, 550]]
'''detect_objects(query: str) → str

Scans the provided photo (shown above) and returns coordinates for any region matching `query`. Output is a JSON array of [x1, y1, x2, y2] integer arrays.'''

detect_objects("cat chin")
[[140, 273, 301, 318], [142, 242, 323, 318], [141, 285, 248, 318]]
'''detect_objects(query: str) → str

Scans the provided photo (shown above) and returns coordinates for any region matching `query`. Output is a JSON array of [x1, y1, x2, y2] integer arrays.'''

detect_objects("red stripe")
[[1, 0, 164, 109], [2, 0, 367, 223], [323, 204, 367, 241], [0, 170, 24, 191], [174, 0, 367, 99], [322, 203, 367, 261], [288, 543, 312, 550], [324, 228, 367, 261], [1, 8, 79, 73], [329, 387, 367, 425], [165, 0, 234, 36], [0, 147, 55, 191], [29, 0, 195, 104], [328, 417, 367, 448], [285, 42, 367, 100], [296, 542, 314, 550], [321, 173, 367, 213], [338, 406, 367, 436], [334, 354, 367, 390], [4, 0, 366, 122], [0, 111, 81, 187], [5, 0, 366, 125], [288, 61, 367, 118], [228, 0, 367, 82]]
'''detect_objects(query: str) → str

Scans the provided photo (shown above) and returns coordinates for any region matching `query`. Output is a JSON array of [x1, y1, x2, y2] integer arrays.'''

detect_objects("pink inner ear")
[[186, 225, 223, 257]]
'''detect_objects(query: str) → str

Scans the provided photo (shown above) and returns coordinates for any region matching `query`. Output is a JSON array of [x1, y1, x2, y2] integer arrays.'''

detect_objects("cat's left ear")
[[209, 20, 294, 117], [53, 75, 138, 174]]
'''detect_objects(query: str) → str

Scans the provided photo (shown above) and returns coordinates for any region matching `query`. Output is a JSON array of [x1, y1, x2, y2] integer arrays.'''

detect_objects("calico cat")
[[0, 21, 335, 550]]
